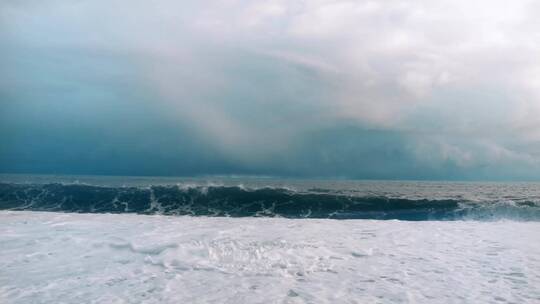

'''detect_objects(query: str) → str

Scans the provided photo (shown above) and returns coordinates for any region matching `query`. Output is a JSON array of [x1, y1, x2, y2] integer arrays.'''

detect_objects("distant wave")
[[1, 183, 539, 221]]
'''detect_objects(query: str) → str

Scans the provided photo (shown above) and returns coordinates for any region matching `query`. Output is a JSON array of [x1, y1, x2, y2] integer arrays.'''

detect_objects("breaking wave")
[[1, 183, 539, 221]]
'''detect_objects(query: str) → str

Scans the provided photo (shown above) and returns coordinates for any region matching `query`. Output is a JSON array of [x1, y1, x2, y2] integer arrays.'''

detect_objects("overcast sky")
[[2, 0, 540, 179]]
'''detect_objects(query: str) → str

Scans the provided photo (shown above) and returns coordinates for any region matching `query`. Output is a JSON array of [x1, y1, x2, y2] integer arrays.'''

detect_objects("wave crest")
[[1, 183, 539, 220]]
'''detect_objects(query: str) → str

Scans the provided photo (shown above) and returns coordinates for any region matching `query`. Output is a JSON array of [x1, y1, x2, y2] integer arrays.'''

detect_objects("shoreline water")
[[1, 211, 539, 303]]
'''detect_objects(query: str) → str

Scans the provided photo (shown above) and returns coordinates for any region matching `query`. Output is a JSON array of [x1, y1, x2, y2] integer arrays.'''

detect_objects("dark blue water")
[[1, 174, 539, 221]]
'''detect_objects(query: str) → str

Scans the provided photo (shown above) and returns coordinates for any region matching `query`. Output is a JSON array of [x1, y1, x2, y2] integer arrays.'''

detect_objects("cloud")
[[1, 0, 540, 178]]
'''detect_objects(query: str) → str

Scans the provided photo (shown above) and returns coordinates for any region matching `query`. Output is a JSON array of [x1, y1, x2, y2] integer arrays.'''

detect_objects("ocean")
[[1, 175, 539, 303]]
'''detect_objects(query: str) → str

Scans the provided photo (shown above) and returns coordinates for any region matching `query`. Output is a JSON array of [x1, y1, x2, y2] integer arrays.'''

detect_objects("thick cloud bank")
[[1, 1, 540, 179]]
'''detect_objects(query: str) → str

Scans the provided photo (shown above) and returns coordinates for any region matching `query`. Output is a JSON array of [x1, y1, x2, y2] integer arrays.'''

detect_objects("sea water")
[[1, 175, 539, 303]]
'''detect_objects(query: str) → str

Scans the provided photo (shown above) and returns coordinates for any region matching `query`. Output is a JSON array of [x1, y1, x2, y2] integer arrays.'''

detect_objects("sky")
[[1, 0, 540, 180]]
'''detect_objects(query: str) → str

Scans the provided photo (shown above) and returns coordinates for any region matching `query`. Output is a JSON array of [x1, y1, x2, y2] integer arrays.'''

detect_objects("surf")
[[1, 182, 539, 221]]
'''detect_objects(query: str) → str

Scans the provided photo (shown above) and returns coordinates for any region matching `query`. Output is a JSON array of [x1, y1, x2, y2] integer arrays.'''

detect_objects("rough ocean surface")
[[1, 211, 539, 304], [2, 177, 540, 221]]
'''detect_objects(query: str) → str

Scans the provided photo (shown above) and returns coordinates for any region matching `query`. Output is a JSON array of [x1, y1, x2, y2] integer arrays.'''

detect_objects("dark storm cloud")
[[1, 0, 540, 179]]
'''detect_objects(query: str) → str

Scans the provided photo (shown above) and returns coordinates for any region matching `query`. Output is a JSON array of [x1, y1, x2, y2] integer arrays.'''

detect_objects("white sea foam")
[[1, 211, 539, 303]]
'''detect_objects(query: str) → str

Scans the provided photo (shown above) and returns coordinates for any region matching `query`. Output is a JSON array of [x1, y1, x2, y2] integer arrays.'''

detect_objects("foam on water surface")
[[1, 211, 539, 303]]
